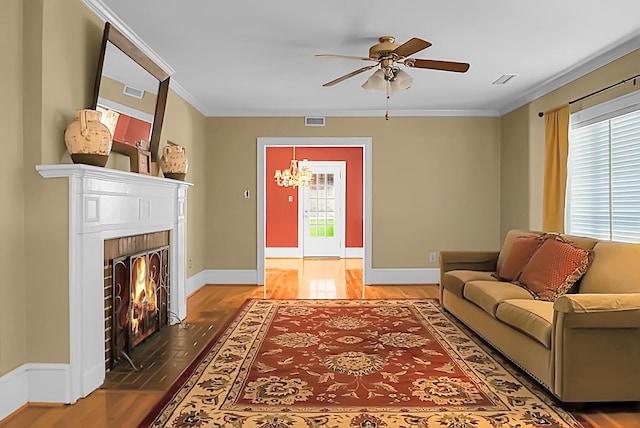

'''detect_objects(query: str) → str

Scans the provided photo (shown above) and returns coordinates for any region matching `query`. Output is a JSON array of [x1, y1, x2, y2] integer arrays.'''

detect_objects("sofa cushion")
[[441, 270, 498, 297], [496, 229, 542, 274], [496, 299, 554, 349], [580, 241, 640, 294], [495, 235, 543, 281], [463, 280, 535, 317], [518, 236, 593, 301]]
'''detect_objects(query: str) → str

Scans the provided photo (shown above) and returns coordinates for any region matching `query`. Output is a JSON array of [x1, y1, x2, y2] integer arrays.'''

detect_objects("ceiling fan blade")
[[316, 54, 375, 61], [407, 59, 470, 73], [322, 65, 377, 87], [393, 37, 432, 58]]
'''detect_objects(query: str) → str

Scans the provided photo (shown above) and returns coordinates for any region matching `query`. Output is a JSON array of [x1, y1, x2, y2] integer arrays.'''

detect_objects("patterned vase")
[[64, 109, 112, 167], [161, 142, 188, 180]]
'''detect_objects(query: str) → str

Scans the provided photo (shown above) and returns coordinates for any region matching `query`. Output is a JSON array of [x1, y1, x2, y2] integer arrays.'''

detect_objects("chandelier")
[[274, 146, 313, 187]]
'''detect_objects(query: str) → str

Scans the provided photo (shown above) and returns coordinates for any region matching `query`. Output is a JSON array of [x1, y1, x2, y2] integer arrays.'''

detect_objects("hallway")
[[264, 257, 364, 299]]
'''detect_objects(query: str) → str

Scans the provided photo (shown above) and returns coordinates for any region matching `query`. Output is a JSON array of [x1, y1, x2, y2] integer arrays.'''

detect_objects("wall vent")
[[305, 116, 326, 127], [492, 74, 517, 85], [123, 85, 145, 99]]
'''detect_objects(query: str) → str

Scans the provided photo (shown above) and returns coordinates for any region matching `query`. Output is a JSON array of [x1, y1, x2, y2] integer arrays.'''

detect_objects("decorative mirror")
[[91, 22, 170, 168]]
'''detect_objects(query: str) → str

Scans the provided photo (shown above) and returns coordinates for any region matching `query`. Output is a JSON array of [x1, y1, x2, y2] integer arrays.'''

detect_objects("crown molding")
[[83, 0, 175, 76], [169, 80, 210, 115], [498, 30, 640, 115], [201, 108, 501, 118]]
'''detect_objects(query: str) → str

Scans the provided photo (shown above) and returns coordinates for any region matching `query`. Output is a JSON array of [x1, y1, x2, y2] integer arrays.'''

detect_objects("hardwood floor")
[[1, 259, 637, 427]]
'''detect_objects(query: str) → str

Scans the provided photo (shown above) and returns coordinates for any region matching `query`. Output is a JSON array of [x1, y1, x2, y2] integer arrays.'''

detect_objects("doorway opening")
[[257, 137, 372, 285]]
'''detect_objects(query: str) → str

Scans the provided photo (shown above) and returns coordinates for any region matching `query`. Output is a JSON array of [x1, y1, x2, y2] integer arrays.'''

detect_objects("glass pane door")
[[302, 162, 344, 257]]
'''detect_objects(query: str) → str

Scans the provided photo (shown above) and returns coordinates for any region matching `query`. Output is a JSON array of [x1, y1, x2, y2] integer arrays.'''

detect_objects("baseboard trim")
[[265, 248, 302, 258], [0, 365, 28, 421], [265, 248, 364, 258], [0, 363, 71, 421], [186, 270, 209, 296], [345, 248, 364, 258], [27, 364, 71, 403], [199, 270, 259, 285], [366, 268, 440, 285]]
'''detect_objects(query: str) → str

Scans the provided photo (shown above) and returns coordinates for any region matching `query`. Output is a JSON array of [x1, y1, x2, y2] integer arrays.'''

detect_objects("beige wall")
[[22, 0, 103, 365], [500, 105, 530, 239], [0, 0, 27, 376], [500, 48, 640, 235], [206, 116, 502, 270], [161, 91, 208, 277]]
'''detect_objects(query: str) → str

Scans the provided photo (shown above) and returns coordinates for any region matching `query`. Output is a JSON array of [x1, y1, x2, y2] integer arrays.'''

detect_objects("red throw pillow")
[[518, 236, 592, 301], [496, 236, 543, 282]]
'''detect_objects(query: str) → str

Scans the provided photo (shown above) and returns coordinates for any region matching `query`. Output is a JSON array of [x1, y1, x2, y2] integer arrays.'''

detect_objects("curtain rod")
[[537, 73, 640, 117]]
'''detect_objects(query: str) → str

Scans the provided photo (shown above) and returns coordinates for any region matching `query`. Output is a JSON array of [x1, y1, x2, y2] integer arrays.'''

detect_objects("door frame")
[[298, 161, 347, 258], [257, 137, 372, 285]]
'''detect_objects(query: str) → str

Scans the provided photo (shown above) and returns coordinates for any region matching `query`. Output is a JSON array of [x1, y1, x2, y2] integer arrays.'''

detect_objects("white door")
[[300, 161, 346, 257]]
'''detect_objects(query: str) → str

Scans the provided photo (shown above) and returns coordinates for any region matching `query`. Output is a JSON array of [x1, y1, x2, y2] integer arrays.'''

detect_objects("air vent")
[[305, 116, 326, 127], [123, 85, 145, 99], [492, 74, 517, 85]]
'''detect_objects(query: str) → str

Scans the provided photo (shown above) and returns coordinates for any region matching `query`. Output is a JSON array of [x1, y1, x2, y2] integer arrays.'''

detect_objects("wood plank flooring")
[[1, 259, 637, 427]]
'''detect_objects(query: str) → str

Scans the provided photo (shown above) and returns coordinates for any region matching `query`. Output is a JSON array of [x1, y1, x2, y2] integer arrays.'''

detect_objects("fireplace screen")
[[111, 246, 169, 367]]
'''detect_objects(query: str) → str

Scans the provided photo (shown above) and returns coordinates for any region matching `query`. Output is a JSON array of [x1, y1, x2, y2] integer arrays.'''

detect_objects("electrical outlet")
[[188, 258, 192, 269], [429, 252, 437, 263]]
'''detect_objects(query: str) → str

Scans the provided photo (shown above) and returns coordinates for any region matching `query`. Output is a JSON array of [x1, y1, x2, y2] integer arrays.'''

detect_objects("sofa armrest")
[[439, 250, 499, 274], [554, 293, 640, 313], [553, 293, 640, 328], [552, 293, 640, 401]]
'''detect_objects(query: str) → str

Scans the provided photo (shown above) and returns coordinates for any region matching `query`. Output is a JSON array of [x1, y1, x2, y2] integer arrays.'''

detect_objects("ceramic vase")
[[64, 109, 112, 167], [161, 142, 188, 180]]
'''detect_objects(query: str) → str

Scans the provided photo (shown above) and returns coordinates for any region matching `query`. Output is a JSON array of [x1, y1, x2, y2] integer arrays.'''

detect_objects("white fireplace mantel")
[[36, 163, 192, 404]]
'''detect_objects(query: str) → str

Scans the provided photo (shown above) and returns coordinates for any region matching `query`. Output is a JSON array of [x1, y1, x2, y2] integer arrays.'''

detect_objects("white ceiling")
[[92, 0, 640, 117]]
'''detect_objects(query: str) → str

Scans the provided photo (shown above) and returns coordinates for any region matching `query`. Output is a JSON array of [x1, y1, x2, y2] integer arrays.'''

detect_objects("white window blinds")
[[566, 91, 640, 243]]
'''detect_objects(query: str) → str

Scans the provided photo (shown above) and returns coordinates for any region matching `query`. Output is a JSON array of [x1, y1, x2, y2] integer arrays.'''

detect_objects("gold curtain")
[[542, 104, 570, 232]]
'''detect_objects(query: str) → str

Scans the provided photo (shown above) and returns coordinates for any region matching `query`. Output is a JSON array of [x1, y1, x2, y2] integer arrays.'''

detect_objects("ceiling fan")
[[316, 36, 470, 95]]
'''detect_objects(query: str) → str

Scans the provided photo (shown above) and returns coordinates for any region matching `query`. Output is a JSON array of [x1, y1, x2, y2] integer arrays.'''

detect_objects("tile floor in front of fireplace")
[[102, 322, 217, 390]]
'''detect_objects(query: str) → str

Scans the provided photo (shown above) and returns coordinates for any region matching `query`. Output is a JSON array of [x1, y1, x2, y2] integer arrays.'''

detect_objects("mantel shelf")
[[36, 163, 193, 188]]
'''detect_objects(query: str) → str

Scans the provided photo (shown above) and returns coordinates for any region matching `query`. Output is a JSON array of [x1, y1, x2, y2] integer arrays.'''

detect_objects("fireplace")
[[120, 249, 168, 349], [104, 232, 170, 370], [37, 164, 191, 404]]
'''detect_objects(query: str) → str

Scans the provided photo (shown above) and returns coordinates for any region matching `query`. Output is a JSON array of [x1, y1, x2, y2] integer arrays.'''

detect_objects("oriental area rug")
[[139, 299, 586, 428]]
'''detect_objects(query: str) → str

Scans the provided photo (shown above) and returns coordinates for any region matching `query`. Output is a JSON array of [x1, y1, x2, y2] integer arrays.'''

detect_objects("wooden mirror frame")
[[91, 22, 170, 163]]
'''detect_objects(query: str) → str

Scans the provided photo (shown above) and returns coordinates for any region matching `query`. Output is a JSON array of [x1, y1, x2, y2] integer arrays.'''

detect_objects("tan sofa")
[[439, 229, 640, 403]]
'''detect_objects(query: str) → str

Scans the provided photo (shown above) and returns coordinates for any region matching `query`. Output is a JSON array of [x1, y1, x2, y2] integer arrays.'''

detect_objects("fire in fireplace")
[[111, 246, 169, 368]]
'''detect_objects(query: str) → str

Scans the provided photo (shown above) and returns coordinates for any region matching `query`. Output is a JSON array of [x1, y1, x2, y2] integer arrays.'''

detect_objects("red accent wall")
[[266, 146, 363, 248], [113, 114, 152, 146]]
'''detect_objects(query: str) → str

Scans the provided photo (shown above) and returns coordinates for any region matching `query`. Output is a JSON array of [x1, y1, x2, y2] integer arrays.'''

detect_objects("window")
[[566, 91, 640, 243]]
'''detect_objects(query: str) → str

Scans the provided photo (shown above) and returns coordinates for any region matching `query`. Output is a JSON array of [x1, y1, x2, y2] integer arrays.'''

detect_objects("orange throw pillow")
[[496, 236, 543, 281], [518, 236, 592, 301]]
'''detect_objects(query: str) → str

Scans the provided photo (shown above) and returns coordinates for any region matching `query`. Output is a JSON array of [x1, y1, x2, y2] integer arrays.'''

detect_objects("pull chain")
[[385, 80, 390, 121]]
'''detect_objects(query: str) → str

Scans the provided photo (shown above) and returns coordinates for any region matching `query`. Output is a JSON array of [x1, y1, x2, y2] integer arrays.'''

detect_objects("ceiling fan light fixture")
[[390, 69, 413, 94], [361, 69, 386, 91]]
